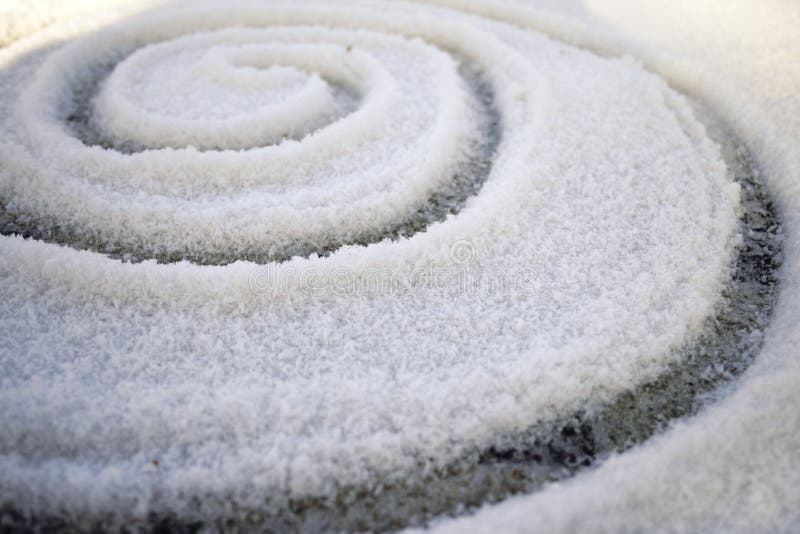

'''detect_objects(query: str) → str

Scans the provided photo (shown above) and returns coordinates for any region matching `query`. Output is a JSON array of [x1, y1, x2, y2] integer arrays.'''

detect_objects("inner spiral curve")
[[0, 10, 523, 263]]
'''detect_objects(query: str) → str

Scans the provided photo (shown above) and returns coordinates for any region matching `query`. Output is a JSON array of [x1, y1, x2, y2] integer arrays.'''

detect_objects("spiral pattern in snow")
[[0, 0, 745, 527]]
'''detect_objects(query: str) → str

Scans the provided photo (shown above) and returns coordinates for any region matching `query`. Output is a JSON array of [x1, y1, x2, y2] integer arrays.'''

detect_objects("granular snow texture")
[[0, 0, 796, 532]]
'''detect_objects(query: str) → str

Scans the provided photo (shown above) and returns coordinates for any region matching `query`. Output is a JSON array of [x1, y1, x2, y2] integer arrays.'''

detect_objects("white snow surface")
[[0, 0, 796, 531], [423, 0, 800, 532]]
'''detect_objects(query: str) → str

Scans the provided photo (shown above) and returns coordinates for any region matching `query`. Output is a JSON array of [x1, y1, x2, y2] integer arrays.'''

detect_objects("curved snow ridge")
[[420, 0, 800, 532], [0, 0, 746, 528]]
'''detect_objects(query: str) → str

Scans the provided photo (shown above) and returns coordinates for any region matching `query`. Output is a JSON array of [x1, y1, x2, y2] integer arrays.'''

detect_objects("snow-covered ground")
[[0, 0, 797, 531]]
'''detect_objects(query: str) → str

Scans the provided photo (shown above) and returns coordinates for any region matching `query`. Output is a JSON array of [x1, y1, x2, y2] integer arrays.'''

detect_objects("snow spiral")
[[0, 0, 751, 529], [0, 4, 527, 263]]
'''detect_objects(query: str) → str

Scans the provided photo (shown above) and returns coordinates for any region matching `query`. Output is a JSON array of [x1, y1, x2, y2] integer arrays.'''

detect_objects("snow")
[[0, 0, 796, 531], [423, 0, 800, 532]]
